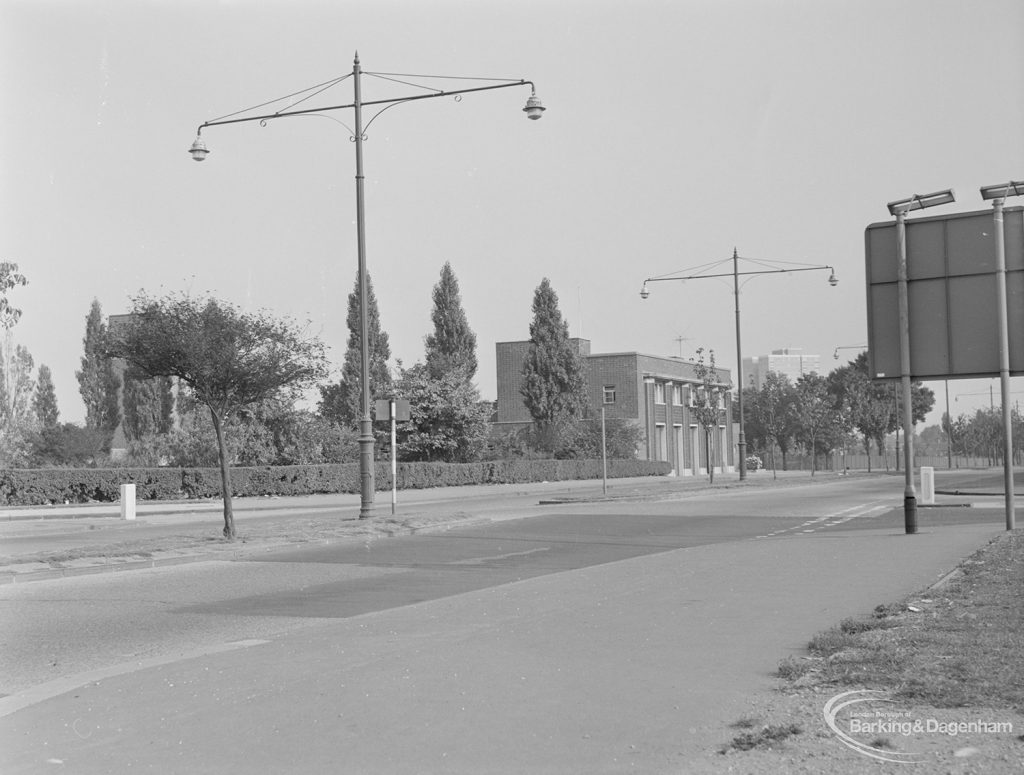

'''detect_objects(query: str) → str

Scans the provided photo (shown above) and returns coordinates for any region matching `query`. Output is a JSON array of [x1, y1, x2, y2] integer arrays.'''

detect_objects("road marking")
[[446, 547, 551, 566], [753, 502, 890, 540], [0, 639, 270, 719]]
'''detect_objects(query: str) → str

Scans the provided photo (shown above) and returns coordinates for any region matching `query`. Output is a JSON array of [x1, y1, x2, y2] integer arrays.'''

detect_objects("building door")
[[674, 425, 685, 476]]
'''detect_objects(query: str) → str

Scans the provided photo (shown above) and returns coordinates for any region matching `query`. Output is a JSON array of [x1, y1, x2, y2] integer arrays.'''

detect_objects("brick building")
[[494, 339, 734, 475]]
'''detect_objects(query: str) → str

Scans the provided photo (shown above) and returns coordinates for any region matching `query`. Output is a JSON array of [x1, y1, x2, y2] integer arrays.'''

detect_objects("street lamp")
[[640, 249, 838, 480], [833, 344, 866, 360], [978, 180, 1022, 530], [886, 189, 956, 534], [191, 54, 544, 518]]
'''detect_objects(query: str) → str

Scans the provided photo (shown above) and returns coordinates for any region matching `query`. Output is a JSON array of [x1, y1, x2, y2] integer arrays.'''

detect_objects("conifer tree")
[[320, 272, 392, 426], [76, 299, 121, 432], [32, 364, 60, 429], [520, 278, 587, 450], [425, 262, 477, 380]]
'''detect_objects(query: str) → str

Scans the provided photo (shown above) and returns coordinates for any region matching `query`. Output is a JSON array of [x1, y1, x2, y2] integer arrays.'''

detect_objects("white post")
[[390, 399, 397, 516], [920, 466, 935, 506], [120, 483, 136, 521]]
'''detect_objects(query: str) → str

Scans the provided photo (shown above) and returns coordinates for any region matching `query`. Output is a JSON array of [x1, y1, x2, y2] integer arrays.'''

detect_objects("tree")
[[0, 333, 37, 467], [394, 362, 491, 462], [520, 278, 588, 452], [122, 370, 174, 441], [32, 364, 59, 429], [425, 262, 478, 381], [752, 371, 797, 476], [793, 373, 837, 474], [691, 347, 724, 483], [77, 299, 121, 435], [319, 272, 392, 427], [108, 292, 329, 538], [0, 261, 28, 329]]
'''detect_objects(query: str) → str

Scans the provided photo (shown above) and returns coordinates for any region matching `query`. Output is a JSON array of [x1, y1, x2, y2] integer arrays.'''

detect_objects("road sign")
[[865, 206, 1024, 380], [374, 398, 411, 421]]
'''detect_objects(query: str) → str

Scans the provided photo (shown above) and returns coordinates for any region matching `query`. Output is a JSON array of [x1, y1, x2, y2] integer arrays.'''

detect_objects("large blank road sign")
[[865, 206, 1024, 380]]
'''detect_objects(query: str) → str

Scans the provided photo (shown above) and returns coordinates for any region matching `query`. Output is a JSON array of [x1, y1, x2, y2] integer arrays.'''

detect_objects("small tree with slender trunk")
[[692, 347, 724, 484], [108, 292, 328, 538]]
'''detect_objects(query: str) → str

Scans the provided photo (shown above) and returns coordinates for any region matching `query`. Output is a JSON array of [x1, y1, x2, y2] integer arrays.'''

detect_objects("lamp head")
[[980, 180, 1024, 201], [828, 269, 838, 287], [523, 91, 546, 120], [886, 188, 955, 216], [189, 135, 210, 162], [639, 284, 650, 300]]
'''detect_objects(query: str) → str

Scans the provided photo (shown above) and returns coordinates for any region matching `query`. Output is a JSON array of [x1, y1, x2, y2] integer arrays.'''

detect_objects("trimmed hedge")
[[0, 459, 671, 507]]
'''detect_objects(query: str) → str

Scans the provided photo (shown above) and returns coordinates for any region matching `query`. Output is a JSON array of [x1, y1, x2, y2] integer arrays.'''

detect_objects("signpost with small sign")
[[375, 398, 412, 514]]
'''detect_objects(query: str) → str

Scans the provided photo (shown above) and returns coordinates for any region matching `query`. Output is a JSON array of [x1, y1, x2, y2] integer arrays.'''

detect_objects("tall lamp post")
[[640, 250, 838, 480], [886, 189, 956, 534], [189, 54, 544, 518], [979, 180, 1022, 530]]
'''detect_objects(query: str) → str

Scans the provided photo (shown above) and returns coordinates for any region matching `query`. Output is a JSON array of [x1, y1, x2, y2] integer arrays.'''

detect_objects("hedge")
[[0, 459, 672, 507]]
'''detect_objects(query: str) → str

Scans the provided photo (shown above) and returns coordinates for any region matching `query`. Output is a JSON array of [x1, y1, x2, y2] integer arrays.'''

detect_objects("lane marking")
[[0, 639, 270, 719], [446, 547, 551, 566]]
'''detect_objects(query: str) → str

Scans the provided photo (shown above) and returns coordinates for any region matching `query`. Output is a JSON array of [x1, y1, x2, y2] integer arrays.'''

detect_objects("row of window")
[[601, 382, 724, 407]]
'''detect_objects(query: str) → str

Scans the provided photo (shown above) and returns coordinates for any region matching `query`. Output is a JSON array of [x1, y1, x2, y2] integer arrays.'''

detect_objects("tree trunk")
[[210, 408, 235, 539], [706, 429, 714, 484]]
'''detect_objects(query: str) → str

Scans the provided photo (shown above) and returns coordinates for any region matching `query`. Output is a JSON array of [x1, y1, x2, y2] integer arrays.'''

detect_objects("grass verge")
[[776, 530, 1024, 709]]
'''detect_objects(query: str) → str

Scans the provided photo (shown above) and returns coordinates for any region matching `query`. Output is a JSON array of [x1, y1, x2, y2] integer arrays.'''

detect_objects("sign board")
[[865, 206, 1024, 380], [374, 398, 411, 421]]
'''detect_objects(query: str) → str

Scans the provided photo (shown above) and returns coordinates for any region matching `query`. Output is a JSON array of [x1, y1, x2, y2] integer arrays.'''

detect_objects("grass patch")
[[777, 531, 1024, 709], [720, 723, 802, 753]]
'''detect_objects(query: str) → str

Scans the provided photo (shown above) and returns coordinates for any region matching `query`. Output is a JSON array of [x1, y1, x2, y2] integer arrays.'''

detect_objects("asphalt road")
[[0, 471, 1014, 773]]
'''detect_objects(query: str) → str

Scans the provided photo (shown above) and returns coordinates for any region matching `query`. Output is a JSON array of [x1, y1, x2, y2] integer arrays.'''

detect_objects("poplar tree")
[[32, 364, 60, 429], [77, 299, 121, 433], [425, 262, 477, 380], [520, 278, 587, 451], [319, 272, 392, 426]]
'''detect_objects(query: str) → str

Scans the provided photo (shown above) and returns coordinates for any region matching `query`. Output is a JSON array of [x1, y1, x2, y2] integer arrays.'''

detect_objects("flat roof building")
[[495, 339, 734, 475]]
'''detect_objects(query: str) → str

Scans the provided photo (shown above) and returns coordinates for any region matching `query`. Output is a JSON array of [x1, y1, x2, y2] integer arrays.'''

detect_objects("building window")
[[654, 382, 666, 404], [603, 385, 616, 404], [673, 384, 683, 405]]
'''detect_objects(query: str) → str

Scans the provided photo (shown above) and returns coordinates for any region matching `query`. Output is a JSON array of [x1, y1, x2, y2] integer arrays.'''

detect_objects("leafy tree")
[[520, 278, 588, 452], [394, 362, 491, 462], [122, 371, 174, 441], [30, 423, 108, 467], [0, 261, 28, 330], [425, 262, 478, 381], [108, 292, 329, 538], [77, 299, 121, 435], [691, 347, 724, 483], [319, 272, 392, 427], [793, 372, 839, 474], [751, 371, 797, 476], [0, 333, 37, 467], [32, 364, 60, 429]]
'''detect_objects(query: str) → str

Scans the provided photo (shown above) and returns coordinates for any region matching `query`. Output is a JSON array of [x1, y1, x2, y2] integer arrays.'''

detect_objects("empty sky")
[[2, 0, 1022, 427]]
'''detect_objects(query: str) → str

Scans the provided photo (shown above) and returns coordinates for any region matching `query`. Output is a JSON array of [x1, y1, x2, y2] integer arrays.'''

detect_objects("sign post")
[[375, 398, 412, 515]]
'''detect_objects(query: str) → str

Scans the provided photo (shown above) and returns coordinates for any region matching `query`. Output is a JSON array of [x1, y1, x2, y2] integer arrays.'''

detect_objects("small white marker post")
[[120, 483, 136, 521], [920, 466, 935, 506], [390, 399, 397, 516]]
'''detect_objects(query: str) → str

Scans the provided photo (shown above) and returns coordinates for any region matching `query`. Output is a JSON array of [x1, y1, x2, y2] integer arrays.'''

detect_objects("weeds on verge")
[[720, 723, 803, 754], [776, 532, 1024, 710]]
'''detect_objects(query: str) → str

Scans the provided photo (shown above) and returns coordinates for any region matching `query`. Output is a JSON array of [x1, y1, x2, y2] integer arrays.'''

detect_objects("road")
[[0, 471, 1012, 773]]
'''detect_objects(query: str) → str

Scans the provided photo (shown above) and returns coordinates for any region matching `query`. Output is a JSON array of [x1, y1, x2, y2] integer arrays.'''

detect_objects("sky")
[[2, 0, 1023, 429]]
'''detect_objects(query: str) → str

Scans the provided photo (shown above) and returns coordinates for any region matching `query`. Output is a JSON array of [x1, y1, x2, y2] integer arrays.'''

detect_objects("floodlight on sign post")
[[189, 54, 544, 518], [979, 180, 1023, 530], [885, 189, 956, 535]]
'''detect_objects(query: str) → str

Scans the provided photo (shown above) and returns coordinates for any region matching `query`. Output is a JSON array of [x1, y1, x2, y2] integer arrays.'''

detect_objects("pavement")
[[0, 469, 1017, 773]]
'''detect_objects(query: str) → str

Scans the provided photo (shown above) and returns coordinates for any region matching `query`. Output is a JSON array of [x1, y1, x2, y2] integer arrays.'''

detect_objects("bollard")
[[120, 483, 136, 521], [920, 466, 935, 506]]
